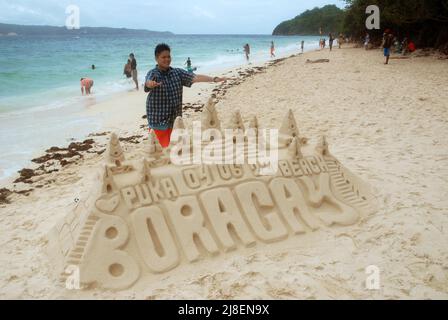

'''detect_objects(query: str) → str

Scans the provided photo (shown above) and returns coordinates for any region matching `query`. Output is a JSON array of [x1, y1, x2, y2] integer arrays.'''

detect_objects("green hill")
[[273, 5, 345, 35]]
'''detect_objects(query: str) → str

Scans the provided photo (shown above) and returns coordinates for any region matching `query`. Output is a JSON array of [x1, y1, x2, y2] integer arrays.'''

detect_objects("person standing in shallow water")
[[129, 53, 139, 90], [124, 59, 132, 78], [185, 57, 196, 73], [244, 44, 251, 61], [270, 41, 276, 58], [144, 43, 228, 148]]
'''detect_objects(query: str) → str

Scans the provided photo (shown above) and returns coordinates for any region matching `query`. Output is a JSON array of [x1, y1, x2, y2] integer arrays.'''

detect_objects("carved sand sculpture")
[[46, 101, 377, 290]]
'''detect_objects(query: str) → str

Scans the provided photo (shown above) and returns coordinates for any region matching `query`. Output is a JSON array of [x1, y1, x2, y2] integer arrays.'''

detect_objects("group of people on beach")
[[80, 39, 305, 96], [79, 35, 343, 148], [379, 29, 417, 64], [80, 53, 139, 95], [319, 33, 345, 51]]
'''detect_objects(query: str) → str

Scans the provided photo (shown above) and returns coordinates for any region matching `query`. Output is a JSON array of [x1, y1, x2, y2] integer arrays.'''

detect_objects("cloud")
[[0, 0, 345, 33], [191, 5, 216, 19], [0, 1, 61, 25]]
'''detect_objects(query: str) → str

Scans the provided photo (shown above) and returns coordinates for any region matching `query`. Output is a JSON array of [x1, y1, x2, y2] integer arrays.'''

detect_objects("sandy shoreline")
[[0, 46, 447, 299]]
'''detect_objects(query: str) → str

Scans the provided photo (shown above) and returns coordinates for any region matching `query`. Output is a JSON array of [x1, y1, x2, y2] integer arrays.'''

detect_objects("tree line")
[[273, 1, 448, 51]]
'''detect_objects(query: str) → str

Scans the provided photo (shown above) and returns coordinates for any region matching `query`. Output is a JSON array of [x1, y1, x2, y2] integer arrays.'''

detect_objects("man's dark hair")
[[155, 43, 171, 57], [80, 78, 85, 81]]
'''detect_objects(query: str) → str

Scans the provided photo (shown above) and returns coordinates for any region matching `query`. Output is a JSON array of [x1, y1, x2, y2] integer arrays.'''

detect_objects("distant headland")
[[0, 23, 174, 37]]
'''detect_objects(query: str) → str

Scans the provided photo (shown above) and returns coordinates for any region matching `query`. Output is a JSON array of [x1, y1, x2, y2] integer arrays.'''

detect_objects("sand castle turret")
[[201, 98, 221, 131], [279, 109, 300, 146], [316, 136, 330, 156], [169, 117, 187, 149], [100, 165, 118, 194], [141, 159, 152, 183], [146, 130, 163, 158], [173, 116, 186, 131], [106, 133, 125, 165], [248, 115, 259, 134], [288, 137, 304, 159], [229, 110, 245, 131]]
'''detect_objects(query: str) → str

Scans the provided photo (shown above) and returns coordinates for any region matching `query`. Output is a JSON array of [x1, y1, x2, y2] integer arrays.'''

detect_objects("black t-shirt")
[[131, 58, 137, 70], [384, 35, 393, 49]]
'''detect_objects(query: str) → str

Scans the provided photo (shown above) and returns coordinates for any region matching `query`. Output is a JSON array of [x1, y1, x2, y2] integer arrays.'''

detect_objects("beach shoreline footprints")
[[45, 108, 378, 291]]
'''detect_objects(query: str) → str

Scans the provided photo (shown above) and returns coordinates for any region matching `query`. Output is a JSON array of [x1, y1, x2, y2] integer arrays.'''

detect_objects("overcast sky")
[[0, 0, 345, 34]]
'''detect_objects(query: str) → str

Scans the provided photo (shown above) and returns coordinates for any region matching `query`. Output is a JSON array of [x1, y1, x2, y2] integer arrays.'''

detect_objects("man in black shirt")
[[130, 53, 139, 90], [382, 30, 394, 65]]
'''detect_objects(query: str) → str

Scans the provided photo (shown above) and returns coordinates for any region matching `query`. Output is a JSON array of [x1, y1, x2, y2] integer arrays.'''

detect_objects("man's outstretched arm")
[[193, 75, 228, 83]]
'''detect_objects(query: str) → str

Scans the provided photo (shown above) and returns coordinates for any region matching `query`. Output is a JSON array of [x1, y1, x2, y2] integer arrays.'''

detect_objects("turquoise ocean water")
[[0, 34, 320, 183]]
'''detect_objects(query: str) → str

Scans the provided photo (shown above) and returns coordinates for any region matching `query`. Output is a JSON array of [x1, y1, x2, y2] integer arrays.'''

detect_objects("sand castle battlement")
[[45, 103, 378, 291]]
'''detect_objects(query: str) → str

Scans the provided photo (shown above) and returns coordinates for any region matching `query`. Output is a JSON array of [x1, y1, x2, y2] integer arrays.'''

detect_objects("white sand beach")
[[0, 46, 447, 300]]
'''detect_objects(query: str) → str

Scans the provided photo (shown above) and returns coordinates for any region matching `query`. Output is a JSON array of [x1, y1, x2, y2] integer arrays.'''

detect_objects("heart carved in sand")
[[95, 194, 120, 213]]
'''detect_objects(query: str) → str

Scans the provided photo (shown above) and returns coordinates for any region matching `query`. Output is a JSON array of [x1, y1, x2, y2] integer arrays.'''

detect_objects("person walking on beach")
[[270, 41, 276, 58], [144, 43, 228, 148], [382, 29, 394, 65], [244, 44, 251, 61], [123, 59, 132, 78], [329, 33, 334, 51], [301, 40, 304, 53], [80, 78, 94, 95], [401, 37, 409, 55], [364, 32, 370, 50], [129, 53, 139, 90], [338, 33, 344, 49]]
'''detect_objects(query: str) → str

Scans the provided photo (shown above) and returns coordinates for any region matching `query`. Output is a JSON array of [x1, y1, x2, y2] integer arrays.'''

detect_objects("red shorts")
[[150, 128, 173, 148]]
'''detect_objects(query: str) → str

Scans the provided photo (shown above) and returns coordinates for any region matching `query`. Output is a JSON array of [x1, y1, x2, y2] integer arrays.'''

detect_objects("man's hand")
[[145, 80, 162, 89]]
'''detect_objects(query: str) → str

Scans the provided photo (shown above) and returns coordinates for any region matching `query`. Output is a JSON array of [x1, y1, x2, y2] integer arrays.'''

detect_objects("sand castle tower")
[[201, 98, 221, 131], [279, 109, 308, 147], [173, 116, 186, 131], [229, 110, 245, 131], [248, 115, 259, 135], [288, 137, 304, 159], [316, 136, 330, 156], [169, 116, 187, 148], [146, 130, 164, 158], [106, 133, 125, 166], [100, 165, 118, 194], [141, 159, 152, 184]]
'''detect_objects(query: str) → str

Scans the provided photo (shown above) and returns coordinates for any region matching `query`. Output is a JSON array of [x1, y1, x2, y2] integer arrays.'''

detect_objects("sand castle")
[[46, 102, 378, 291]]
